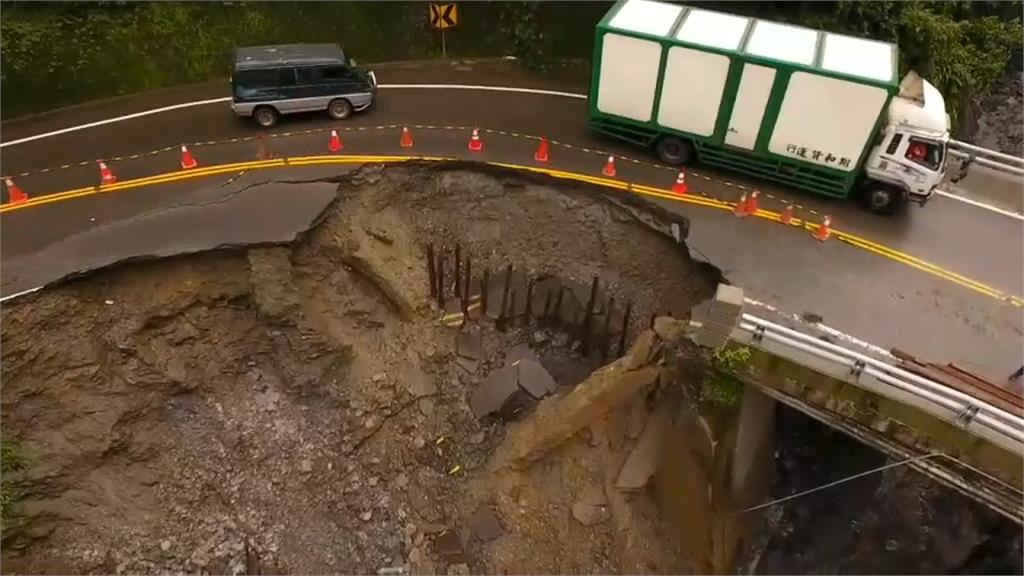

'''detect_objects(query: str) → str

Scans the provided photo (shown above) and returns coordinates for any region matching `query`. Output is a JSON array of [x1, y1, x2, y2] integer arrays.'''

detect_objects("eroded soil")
[[1, 165, 717, 574]]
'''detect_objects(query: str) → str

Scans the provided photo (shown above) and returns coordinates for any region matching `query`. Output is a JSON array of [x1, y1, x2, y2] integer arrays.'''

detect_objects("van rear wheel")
[[253, 106, 278, 129], [328, 99, 353, 120], [656, 136, 694, 166]]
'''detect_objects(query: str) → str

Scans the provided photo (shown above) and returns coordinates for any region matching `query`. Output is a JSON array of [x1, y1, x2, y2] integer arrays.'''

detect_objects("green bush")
[[700, 346, 751, 410], [1, 1, 1019, 124]]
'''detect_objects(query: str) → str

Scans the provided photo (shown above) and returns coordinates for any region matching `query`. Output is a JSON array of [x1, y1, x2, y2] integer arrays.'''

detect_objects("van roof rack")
[[234, 44, 346, 70]]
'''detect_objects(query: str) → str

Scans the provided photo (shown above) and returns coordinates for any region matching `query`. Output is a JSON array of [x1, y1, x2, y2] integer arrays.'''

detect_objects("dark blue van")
[[231, 44, 378, 128]]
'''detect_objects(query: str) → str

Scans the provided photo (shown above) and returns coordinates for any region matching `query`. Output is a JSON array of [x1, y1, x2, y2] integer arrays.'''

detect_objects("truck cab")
[[861, 72, 952, 212]]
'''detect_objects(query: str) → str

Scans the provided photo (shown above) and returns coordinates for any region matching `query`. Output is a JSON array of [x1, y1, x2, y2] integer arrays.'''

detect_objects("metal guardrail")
[[949, 139, 1024, 178], [733, 313, 1024, 454]]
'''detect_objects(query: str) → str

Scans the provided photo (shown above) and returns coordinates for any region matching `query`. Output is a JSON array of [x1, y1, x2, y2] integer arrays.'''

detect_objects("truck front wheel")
[[655, 136, 694, 166], [861, 185, 906, 215]]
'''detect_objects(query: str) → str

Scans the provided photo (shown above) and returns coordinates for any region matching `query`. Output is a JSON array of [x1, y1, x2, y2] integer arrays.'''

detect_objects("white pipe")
[[742, 313, 1023, 430], [739, 321, 1024, 449], [950, 140, 1024, 165]]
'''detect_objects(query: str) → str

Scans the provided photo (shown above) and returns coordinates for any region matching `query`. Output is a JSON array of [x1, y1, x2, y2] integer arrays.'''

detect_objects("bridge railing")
[[949, 139, 1024, 178], [732, 313, 1024, 453]]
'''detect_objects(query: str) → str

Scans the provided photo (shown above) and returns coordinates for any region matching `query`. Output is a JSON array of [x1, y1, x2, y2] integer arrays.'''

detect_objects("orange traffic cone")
[[813, 215, 832, 242], [671, 170, 688, 195], [400, 126, 414, 148], [468, 128, 484, 152], [4, 177, 27, 204], [328, 129, 343, 153], [534, 138, 550, 162], [602, 155, 617, 178], [180, 145, 198, 170], [779, 204, 794, 226], [746, 190, 760, 214], [733, 193, 749, 217], [98, 161, 117, 185]]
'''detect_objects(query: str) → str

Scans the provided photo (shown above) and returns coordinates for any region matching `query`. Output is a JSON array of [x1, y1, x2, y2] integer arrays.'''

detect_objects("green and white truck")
[[588, 0, 963, 213]]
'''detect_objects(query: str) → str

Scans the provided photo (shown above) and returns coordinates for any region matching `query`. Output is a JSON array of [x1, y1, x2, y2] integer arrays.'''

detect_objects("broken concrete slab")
[[455, 355, 479, 375], [404, 366, 437, 399], [456, 332, 482, 360], [516, 358, 558, 399], [571, 484, 610, 526], [505, 342, 539, 366], [653, 316, 690, 344], [1, 180, 339, 298], [497, 334, 662, 470], [615, 399, 673, 492], [624, 330, 658, 371], [466, 507, 504, 542], [469, 364, 519, 419]]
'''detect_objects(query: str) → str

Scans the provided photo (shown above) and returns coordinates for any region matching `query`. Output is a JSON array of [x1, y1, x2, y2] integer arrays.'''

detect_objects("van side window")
[[319, 66, 352, 81], [295, 67, 315, 85], [235, 69, 278, 91], [278, 68, 297, 87], [885, 133, 903, 155]]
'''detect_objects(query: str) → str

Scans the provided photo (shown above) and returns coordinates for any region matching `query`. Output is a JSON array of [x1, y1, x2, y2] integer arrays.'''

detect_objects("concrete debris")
[[499, 334, 662, 469], [447, 563, 471, 576], [431, 531, 465, 561], [469, 364, 520, 419], [625, 397, 648, 440], [653, 316, 689, 344], [615, 399, 673, 492], [456, 332, 482, 360], [572, 484, 610, 526], [466, 507, 504, 542], [506, 343, 539, 366], [455, 355, 480, 375], [404, 366, 437, 398], [516, 358, 558, 399]]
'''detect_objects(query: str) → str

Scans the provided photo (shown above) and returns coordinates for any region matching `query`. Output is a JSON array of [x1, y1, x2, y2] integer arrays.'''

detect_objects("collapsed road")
[[2, 165, 1019, 575]]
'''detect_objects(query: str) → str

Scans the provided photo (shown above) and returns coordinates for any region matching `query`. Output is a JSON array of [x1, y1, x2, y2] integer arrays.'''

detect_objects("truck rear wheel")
[[655, 136, 694, 166], [862, 185, 905, 215]]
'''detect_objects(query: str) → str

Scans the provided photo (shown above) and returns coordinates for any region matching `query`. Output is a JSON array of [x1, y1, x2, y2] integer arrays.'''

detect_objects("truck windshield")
[[905, 137, 944, 172]]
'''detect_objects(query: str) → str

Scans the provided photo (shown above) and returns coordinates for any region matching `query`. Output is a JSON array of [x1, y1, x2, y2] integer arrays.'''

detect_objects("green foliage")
[[499, 1, 551, 72], [700, 346, 751, 410], [1, 438, 23, 534], [0, 1, 1019, 124], [802, 1, 1021, 131]]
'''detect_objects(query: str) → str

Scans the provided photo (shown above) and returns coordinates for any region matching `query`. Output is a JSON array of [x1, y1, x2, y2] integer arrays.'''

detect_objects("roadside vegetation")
[[1, 0, 1020, 131]]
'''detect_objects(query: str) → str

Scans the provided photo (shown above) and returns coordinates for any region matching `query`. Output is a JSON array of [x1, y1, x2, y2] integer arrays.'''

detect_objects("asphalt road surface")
[[2, 59, 1022, 380]]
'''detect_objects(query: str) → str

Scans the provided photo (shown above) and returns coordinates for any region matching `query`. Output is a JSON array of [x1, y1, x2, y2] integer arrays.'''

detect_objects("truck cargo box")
[[589, 0, 901, 198]]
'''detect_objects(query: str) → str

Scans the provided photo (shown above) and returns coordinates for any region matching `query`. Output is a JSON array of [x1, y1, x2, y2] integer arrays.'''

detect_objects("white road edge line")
[[935, 189, 1024, 222], [1, 83, 1019, 220], [1, 96, 233, 148]]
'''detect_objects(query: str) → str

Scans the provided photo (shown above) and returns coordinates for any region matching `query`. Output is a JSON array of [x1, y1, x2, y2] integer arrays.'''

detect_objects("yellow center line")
[[2, 153, 1021, 308]]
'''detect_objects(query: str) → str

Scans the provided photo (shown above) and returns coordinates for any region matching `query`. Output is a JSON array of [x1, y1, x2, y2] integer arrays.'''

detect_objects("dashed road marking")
[[3, 151, 1023, 310]]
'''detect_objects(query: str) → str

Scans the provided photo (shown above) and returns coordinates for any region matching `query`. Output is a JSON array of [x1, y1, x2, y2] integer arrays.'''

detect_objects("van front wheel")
[[656, 136, 694, 166], [328, 99, 353, 120], [253, 106, 278, 129]]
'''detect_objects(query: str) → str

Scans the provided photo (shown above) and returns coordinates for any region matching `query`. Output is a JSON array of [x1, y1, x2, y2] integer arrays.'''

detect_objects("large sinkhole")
[[1, 165, 1019, 575]]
